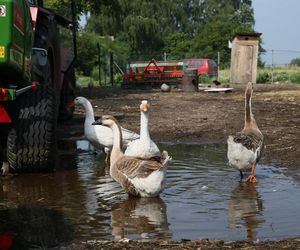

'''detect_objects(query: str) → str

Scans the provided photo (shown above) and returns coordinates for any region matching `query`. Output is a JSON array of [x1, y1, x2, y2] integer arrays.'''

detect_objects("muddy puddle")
[[1, 141, 300, 248]]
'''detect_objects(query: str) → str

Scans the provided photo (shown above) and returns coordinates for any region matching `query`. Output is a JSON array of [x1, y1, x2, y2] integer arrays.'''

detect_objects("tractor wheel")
[[6, 14, 60, 173], [58, 67, 76, 121], [7, 86, 57, 172]]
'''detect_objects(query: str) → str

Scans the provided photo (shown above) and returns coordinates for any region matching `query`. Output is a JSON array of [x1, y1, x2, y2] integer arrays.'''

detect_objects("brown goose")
[[227, 82, 264, 183], [93, 115, 170, 197]]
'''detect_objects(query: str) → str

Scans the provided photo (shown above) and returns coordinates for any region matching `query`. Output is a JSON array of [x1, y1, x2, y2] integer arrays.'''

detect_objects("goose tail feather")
[[161, 150, 172, 167]]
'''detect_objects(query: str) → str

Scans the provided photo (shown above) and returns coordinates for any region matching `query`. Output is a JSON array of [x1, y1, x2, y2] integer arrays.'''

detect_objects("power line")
[[264, 49, 300, 54]]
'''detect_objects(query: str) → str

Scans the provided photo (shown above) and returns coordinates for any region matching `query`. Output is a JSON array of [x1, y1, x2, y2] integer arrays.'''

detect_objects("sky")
[[252, 0, 300, 65]]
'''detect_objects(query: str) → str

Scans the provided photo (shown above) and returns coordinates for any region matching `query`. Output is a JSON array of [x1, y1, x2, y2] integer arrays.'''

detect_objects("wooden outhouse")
[[230, 32, 261, 84]]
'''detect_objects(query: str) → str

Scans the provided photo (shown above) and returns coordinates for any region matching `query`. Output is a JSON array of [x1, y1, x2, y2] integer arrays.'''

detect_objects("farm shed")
[[230, 32, 261, 84]]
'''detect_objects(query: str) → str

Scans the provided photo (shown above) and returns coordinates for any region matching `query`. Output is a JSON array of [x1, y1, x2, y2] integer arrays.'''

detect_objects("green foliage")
[[90, 66, 99, 81], [290, 57, 300, 66], [273, 72, 289, 82], [290, 73, 300, 84], [76, 31, 129, 76], [76, 32, 99, 76], [49, 0, 257, 75], [256, 69, 300, 84], [193, 1, 254, 66], [163, 32, 194, 60], [256, 72, 271, 83], [198, 74, 212, 84], [256, 71, 289, 83]]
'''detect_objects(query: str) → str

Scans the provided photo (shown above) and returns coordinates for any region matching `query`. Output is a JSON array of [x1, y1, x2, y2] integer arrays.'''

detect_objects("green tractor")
[[0, 0, 77, 173]]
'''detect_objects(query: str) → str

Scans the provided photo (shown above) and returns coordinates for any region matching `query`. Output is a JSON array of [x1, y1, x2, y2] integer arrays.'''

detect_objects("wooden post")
[[109, 52, 114, 86], [217, 52, 220, 81], [97, 43, 101, 86]]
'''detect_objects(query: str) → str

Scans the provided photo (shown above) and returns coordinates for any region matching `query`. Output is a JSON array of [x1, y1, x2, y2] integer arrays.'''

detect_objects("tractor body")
[[0, 0, 77, 172]]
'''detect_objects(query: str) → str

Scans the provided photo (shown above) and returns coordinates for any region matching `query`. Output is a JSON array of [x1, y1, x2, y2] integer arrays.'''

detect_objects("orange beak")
[[140, 100, 149, 112]]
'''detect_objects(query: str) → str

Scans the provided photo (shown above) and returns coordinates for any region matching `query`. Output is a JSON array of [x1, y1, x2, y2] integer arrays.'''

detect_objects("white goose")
[[93, 115, 170, 197], [74, 97, 139, 160], [125, 100, 161, 159], [227, 82, 264, 183]]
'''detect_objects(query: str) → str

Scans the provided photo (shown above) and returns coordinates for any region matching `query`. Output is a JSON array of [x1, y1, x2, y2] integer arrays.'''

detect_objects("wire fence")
[[257, 49, 300, 84], [82, 49, 300, 86], [262, 49, 300, 68]]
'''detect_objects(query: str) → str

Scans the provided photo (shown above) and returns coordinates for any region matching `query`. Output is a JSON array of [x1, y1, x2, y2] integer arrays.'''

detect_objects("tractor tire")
[[6, 14, 60, 173], [7, 85, 57, 173]]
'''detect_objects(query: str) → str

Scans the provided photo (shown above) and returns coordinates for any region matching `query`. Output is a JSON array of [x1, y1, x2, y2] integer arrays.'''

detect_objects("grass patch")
[[219, 66, 300, 84]]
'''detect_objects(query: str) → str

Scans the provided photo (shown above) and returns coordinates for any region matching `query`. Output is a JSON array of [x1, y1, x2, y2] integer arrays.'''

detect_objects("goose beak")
[[140, 102, 150, 112], [92, 119, 102, 125]]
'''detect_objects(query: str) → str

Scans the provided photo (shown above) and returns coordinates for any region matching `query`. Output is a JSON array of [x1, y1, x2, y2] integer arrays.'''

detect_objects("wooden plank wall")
[[230, 36, 259, 84]]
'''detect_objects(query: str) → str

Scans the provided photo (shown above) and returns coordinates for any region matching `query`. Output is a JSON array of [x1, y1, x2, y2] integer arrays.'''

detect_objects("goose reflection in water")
[[110, 197, 171, 240], [228, 183, 265, 240]]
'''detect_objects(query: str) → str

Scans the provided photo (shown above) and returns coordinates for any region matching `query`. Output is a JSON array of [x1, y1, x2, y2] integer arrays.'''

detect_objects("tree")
[[76, 32, 99, 75], [193, 0, 255, 66], [47, 0, 258, 72], [163, 32, 194, 60], [290, 57, 300, 66]]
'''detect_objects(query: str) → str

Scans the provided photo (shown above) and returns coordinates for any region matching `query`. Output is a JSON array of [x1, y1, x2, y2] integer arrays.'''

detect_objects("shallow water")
[[1, 141, 300, 248]]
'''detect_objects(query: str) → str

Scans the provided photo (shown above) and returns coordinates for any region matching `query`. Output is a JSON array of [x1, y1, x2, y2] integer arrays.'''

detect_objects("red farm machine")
[[0, 0, 77, 173], [121, 58, 218, 88], [121, 59, 184, 88]]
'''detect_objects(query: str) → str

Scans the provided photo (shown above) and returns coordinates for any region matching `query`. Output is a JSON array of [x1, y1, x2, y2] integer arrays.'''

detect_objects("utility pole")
[[271, 49, 274, 83]]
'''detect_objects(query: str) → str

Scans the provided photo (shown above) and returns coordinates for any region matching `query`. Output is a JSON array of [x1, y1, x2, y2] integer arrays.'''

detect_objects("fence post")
[[271, 49, 274, 83], [110, 52, 114, 86], [217, 51, 220, 81], [97, 43, 101, 85]]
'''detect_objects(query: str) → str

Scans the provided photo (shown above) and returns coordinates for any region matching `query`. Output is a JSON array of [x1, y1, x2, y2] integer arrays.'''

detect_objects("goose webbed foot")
[[246, 174, 257, 183], [246, 163, 257, 183]]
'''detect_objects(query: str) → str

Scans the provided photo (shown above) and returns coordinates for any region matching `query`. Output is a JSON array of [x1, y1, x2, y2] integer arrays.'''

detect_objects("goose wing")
[[233, 131, 264, 162], [121, 127, 140, 141], [124, 139, 161, 158], [93, 125, 113, 147], [233, 131, 263, 152], [115, 157, 163, 179]]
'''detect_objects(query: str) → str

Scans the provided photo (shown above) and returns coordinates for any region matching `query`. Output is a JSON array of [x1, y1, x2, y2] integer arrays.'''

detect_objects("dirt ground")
[[69, 83, 300, 249]]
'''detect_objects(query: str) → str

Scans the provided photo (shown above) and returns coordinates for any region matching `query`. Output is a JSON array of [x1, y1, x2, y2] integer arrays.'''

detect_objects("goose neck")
[[83, 101, 95, 122], [140, 111, 150, 140], [244, 91, 259, 130], [110, 122, 124, 166]]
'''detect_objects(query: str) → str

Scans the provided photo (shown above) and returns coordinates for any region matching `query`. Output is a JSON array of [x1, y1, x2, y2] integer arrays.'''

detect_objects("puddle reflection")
[[111, 197, 171, 240], [0, 207, 73, 249], [1, 142, 300, 246], [228, 183, 264, 240]]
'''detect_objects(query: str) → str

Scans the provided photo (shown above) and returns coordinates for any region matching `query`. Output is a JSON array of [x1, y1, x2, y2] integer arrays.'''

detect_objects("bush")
[[290, 73, 300, 84], [256, 72, 270, 83], [91, 66, 99, 81], [273, 72, 289, 82], [198, 74, 214, 84]]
